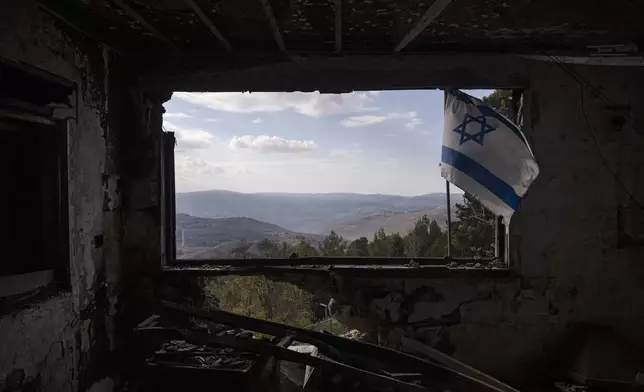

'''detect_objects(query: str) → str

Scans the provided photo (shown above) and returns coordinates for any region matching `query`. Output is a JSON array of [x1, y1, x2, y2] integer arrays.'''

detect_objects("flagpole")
[[446, 179, 452, 258], [443, 89, 453, 259]]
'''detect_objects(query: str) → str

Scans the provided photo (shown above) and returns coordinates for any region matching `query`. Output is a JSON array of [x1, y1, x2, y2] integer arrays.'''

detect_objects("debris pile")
[[131, 301, 522, 392], [154, 340, 256, 370]]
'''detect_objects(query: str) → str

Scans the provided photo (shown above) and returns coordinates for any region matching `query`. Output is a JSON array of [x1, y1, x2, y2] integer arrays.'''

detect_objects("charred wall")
[[0, 2, 168, 391], [272, 61, 644, 386]]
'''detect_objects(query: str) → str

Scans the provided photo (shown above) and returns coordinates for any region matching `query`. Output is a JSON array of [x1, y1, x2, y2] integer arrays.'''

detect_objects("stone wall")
[[0, 2, 167, 390], [0, 295, 75, 391]]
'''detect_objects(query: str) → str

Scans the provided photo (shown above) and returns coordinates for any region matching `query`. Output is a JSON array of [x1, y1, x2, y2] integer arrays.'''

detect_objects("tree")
[[369, 228, 390, 256], [402, 214, 447, 257], [206, 275, 315, 327], [257, 239, 297, 258], [363, 215, 449, 258], [258, 239, 279, 257], [428, 220, 443, 244], [427, 220, 447, 256], [368, 229, 406, 256], [320, 231, 346, 256], [388, 233, 406, 256], [407, 215, 432, 256], [231, 240, 252, 259], [346, 237, 369, 256], [482, 89, 513, 117], [293, 238, 320, 257], [451, 193, 495, 258]]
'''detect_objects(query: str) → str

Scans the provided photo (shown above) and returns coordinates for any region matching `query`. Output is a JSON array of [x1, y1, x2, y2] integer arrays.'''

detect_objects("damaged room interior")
[[1, 0, 644, 391]]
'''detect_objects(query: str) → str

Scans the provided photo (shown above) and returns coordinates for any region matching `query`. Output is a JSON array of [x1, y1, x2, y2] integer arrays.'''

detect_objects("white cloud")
[[405, 117, 424, 129], [340, 115, 389, 127], [205, 118, 219, 123], [340, 111, 420, 128], [252, 118, 264, 124], [176, 156, 224, 176], [164, 121, 216, 150], [229, 135, 317, 153], [164, 112, 192, 118], [174, 91, 380, 117]]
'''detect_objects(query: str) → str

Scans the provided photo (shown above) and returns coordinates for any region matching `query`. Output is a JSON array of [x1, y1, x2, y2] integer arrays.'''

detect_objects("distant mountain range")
[[176, 214, 323, 259], [176, 190, 462, 239], [332, 209, 451, 239]]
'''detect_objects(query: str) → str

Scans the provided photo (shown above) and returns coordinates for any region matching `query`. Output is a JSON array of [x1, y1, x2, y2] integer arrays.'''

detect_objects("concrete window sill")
[[0, 270, 67, 316], [0, 270, 54, 298], [163, 263, 514, 278]]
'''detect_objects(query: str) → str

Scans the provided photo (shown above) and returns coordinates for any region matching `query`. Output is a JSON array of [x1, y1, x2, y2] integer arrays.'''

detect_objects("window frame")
[[163, 89, 524, 270], [0, 113, 70, 299], [0, 60, 72, 301], [162, 130, 177, 267]]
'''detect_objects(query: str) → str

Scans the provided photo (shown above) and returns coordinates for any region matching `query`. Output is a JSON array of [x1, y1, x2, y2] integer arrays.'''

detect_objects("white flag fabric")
[[441, 89, 539, 222]]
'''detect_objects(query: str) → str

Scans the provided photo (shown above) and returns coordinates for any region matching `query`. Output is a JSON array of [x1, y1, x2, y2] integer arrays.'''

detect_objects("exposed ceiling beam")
[[112, 0, 175, 48], [394, 0, 455, 52], [258, 0, 286, 52], [182, 0, 232, 52], [334, 0, 342, 52]]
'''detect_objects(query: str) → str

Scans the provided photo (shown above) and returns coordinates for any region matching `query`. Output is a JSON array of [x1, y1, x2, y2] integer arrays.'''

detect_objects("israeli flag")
[[441, 89, 539, 222]]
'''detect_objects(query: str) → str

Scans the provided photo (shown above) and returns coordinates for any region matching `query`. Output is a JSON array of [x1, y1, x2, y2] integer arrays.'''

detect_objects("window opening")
[[163, 89, 520, 267], [0, 61, 71, 301]]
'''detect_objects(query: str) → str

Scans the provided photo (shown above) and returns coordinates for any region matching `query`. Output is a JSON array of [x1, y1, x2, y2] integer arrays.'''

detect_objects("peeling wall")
[[0, 2, 167, 391], [277, 62, 644, 386], [0, 295, 75, 391]]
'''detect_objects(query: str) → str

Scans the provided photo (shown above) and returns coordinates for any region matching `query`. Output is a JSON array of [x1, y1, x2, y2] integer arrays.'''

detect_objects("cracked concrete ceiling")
[[39, 0, 644, 56]]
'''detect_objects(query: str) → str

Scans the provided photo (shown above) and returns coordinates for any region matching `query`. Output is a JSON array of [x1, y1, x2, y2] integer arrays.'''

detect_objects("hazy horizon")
[[176, 188, 464, 197]]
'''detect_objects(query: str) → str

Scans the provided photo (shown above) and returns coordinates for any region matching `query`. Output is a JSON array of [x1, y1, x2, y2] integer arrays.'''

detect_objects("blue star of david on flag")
[[452, 114, 496, 145]]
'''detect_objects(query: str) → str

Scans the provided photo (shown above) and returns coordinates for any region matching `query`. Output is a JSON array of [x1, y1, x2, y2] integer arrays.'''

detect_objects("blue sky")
[[164, 89, 492, 195]]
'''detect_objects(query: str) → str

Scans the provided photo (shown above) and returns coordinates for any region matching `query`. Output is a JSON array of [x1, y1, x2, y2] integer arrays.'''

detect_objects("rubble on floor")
[[128, 301, 522, 392], [133, 314, 269, 391], [154, 340, 257, 371]]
